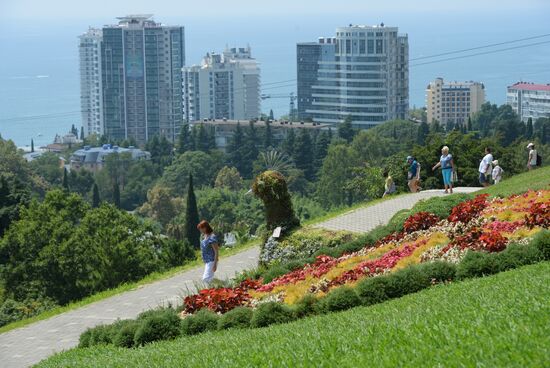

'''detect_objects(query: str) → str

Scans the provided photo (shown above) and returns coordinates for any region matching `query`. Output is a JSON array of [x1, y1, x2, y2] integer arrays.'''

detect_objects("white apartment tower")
[[303, 24, 408, 128], [507, 82, 550, 122], [426, 78, 485, 125], [78, 28, 103, 137], [183, 47, 260, 122]]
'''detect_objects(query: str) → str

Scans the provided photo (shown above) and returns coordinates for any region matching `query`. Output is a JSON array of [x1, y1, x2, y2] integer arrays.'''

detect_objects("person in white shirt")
[[492, 160, 503, 184], [527, 143, 538, 170], [478, 147, 493, 187]]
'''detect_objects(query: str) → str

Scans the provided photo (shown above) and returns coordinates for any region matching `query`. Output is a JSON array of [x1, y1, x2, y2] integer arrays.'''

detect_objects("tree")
[[281, 129, 296, 157], [92, 183, 100, 208], [29, 152, 62, 186], [525, 117, 533, 139], [417, 121, 430, 145], [227, 122, 245, 175], [113, 180, 121, 208], [214, 166, 243, 191], [241, 122, 260, 178], [467, 116, 473, 132], [338, 116, 356, 143], [31, 139, 34, 153], [492, 104, 523, 146], [253, 150, 294, 176], [344, 164, 385, 202], [177, 123, 192, 154], [195, 124, 210, 152], [269, 109, 275, 121], [252, 170, 299, 231], [138, 184, 182, 229], [184, 174, 201, 249], [314, 130, 331, 172], [80, 126, 84, 140], [62, 168, 69, 190], [264, 121, 273, 149], [293, 129, 315, 180]]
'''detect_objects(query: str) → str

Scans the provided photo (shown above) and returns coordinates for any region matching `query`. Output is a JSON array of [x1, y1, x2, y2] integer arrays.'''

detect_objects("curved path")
[[0, 187, 480, 367]]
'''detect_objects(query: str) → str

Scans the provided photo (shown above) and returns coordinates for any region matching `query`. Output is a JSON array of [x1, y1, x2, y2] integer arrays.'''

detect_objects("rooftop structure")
[[70, 145, 150, 172]]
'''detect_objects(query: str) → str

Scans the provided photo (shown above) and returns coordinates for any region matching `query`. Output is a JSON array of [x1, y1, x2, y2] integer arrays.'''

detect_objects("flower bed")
[[183, 190, 550, 314]]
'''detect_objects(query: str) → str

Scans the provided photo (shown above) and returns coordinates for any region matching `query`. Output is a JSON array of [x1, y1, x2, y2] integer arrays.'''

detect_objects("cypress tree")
[[525, 117, 533, 139], [62, 168, 69, 190], [31, 139, 34, 153], [207, 125, 216, 150], [339, 116, 355, 143], [269, 109, 275, 120], [80, 126, 84, 140], [314, 130, 330, 171], [195, 124, 209, 152], [227, 122, 245, 175], [294, 129, 314, 180], [242, 121, 259, 178], [264, 121, 273, 149], [416, 121, 429, 145], [92, 183, 100, 208], [467, 116, 473, 131], [113, 180, 121, 208], [184, 174, 201, 249], [282, 129, 295, 157]]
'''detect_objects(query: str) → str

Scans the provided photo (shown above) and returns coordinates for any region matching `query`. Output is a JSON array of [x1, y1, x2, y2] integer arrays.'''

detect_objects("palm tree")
[[256, 149, 293, 175]]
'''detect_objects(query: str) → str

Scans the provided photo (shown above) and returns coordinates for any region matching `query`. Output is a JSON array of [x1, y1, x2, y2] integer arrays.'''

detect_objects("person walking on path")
[[478, 147, 493, 187], [432, 146, 455, 194], [492, 160, 503, 184], [407, 156, 421, 193], [527, 143, 538, 170], [197, 220, 219, 285], [383, 171, 396, 197]]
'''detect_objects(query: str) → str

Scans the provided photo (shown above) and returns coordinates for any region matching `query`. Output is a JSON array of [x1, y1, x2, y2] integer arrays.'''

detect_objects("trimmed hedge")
[[293, 294, 319, 318], [356, 276, 392, 306], [134, 309, 181, 346], [250, 302, 295, 328], [218, 307, 253, 330], [322, 287, 361, 312], [180, 309, 219, 336], [113, 320, 140, 348]]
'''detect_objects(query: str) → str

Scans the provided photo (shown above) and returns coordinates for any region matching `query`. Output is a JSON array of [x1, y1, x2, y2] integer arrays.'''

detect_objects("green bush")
[[261, 265, 291, 284], [385, 266, 431, 298], [411, 193, 471, 219], [531, 230, 550, 260], [312, 246, 342, 259], [250, 302, 295, 328], [495, 243, 542, 272], [78, 328, 93, 348], [284, 259, 309, 271], [356, 276, 391, 306], [323, 287, 361, 312], [180, 309, 219, 335], [113, 320, 140, 348], [419, 261, 457, 282], [134, 309, 181, 346], [88, 324, 115, 346], [217, 307, 253, 330], [293, 294, 319, 318], [456, 251, 498, 279]]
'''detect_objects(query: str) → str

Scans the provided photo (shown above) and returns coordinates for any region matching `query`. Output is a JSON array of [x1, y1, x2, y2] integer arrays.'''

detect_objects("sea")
[[1, 11, 549, 148]]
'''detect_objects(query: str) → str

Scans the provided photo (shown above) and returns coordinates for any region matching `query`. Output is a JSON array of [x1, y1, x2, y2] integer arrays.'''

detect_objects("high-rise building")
[[426, 78, 485, 125], [100, 15, 185, 144], [297, 24, 408, 128], [296, 39, 335, 121], [182, 47, 260, 122], [79, 28, 103, 137], [507, 82, 550, 122]]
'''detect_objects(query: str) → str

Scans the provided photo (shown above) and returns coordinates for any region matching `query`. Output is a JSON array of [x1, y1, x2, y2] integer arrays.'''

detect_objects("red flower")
[[448, 194, 489, 223], [524, 202, 550, 228], [403, 212, 440, 233], [183, 287, 251, 314], [478, 231, 507, 252]]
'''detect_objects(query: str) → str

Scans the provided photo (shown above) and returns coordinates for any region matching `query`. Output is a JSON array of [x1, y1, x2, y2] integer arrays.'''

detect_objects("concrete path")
[[0, 187, 481, 367], [314, 188, 481, 233]]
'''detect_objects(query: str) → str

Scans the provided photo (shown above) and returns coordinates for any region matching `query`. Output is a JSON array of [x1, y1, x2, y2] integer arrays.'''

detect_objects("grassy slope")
[[478, 165, 550, 197], [38, 262, 550, 368]]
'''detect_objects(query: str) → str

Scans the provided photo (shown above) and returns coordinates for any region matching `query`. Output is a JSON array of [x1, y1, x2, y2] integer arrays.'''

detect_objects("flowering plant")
[[403, 212, 440, 233], [183, 287, 251, 314], [524, 202, 549, 228], [448, 194, 489, 223]]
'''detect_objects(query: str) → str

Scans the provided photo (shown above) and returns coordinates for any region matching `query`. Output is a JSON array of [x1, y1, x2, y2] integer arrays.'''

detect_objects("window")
[[367, 40, 374, 54], [359, 39, 366, 54]]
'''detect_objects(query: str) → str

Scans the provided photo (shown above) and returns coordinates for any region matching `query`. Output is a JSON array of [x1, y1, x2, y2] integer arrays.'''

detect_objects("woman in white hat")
[[492, 160, 503, 184], [527, 143, 537, 170]]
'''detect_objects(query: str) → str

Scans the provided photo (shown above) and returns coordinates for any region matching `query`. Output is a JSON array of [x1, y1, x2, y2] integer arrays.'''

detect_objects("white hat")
[[492, 160, 498, 166], [527, 142, 534, 148]]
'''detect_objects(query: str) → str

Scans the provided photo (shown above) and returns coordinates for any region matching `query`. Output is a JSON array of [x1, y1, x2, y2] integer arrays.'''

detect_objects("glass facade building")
[[101, 15, 185, 144]]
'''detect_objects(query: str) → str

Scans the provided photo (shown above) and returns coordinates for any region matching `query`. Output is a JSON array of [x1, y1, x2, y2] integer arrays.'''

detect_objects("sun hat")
[[492, 160, 498, 166], [406, 156, 413, 162], [527, 142, 534, 148]]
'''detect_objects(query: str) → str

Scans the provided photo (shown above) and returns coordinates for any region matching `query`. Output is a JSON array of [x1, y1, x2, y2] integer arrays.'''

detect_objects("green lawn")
[[38, 262, 550, 368], [479, 165, 550, 197]]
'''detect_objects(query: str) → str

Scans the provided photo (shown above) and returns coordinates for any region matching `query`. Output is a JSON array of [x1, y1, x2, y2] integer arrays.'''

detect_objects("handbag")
[[452, 169, 458, 183]]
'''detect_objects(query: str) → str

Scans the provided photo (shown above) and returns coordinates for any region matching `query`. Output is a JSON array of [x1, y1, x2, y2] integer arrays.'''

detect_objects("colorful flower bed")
[[184, 190, 550, 314]]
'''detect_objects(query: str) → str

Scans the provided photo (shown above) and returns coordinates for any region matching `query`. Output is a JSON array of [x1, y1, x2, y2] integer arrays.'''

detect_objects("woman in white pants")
[[198, 220, 219, 285]]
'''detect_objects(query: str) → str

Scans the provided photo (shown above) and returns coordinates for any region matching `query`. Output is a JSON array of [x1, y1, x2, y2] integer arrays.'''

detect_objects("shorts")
[[479, 172, 488, 184], [442, 168, 452, 185], [202, 261, 216, 284]]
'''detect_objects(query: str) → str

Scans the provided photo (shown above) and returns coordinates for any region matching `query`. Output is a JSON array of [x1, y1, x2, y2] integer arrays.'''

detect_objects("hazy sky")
[[2, 0, 549, 21]]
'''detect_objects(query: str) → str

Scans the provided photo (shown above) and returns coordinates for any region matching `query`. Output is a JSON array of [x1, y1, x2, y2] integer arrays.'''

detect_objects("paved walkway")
[[0, 188, 481, 367], [314, 188, 481, 233]]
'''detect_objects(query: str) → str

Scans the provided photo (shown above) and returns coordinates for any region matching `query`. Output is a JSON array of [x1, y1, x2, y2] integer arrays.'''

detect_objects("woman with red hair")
[[197, 220, 219, 284]]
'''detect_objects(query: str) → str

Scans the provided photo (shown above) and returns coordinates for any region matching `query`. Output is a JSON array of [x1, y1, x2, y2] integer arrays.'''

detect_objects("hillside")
[[37, 262, 550, 367]]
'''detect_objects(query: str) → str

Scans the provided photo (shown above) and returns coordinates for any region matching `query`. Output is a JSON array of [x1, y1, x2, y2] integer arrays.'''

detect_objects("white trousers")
[[202, 261, 216, 284]]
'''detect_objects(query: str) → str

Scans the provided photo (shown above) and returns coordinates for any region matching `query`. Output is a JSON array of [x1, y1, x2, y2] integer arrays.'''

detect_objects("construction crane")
[[261, 92, 297, 120]]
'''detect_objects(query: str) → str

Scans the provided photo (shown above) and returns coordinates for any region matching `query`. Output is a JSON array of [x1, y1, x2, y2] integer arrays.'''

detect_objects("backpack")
[[536, 154, 542, 167]]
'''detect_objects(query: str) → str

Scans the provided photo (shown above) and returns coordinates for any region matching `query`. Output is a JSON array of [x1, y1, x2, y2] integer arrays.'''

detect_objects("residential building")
[[79, 28, 104, 137], [506, 82, 550, 122], [100, 15, 185, 144], [297, 23, 408, 128], [426, 78, 485, 125], [182, 47, 260, 122], [70, 144, 150, 172], [191, 119, 329, 151], [296, 39, 335, 121]]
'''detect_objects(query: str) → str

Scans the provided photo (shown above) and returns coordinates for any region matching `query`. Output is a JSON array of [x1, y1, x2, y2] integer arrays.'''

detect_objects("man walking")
[[478, 147, 493, 187], [527, 143, 538, 170]]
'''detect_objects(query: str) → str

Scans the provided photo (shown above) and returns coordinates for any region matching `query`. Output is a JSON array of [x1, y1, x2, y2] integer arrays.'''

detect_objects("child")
[[383, 171, 396, 197], [492, 160, 503, 184]]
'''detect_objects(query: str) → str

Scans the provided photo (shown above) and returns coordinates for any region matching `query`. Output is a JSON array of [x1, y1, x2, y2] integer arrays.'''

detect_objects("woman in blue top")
[[432, 146, 455, 194], [197, 220, 219, 285]]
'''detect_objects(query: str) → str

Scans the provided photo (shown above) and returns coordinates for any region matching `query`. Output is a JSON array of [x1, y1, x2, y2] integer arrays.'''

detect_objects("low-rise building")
[[192, 119, 330, 151], [426, 78, 485, 126], [506, 82, 550, 122], [70, 145, 150, 172]]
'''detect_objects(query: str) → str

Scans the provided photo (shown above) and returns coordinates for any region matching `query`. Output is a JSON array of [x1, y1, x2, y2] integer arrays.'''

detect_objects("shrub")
[[134, 309, 181, 345], [531, 229, 550, 260], [78, 328, 93, 348], [411, 194, 471, 219], [323, 286, 361, 312], [180, 309, 219, 335], [293, 294, 319, 318], [456, 251, 497, 279], [113, 320, 140, 348], [284, 259, 309, 271], [494, 243, 542, 272], [261, 265, 291, 284], [217, 307, 253, 330], [250, 302, 295, 328], [419, 261, 457, 283], [356, 276, 391, 306], [88, 324, 115, 346], [313, 246, 342, 259], [385, 266, 431, 298]]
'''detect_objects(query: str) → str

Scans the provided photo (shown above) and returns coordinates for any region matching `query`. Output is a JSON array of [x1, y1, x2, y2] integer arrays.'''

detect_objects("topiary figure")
[[252, 170, 299, 231]]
